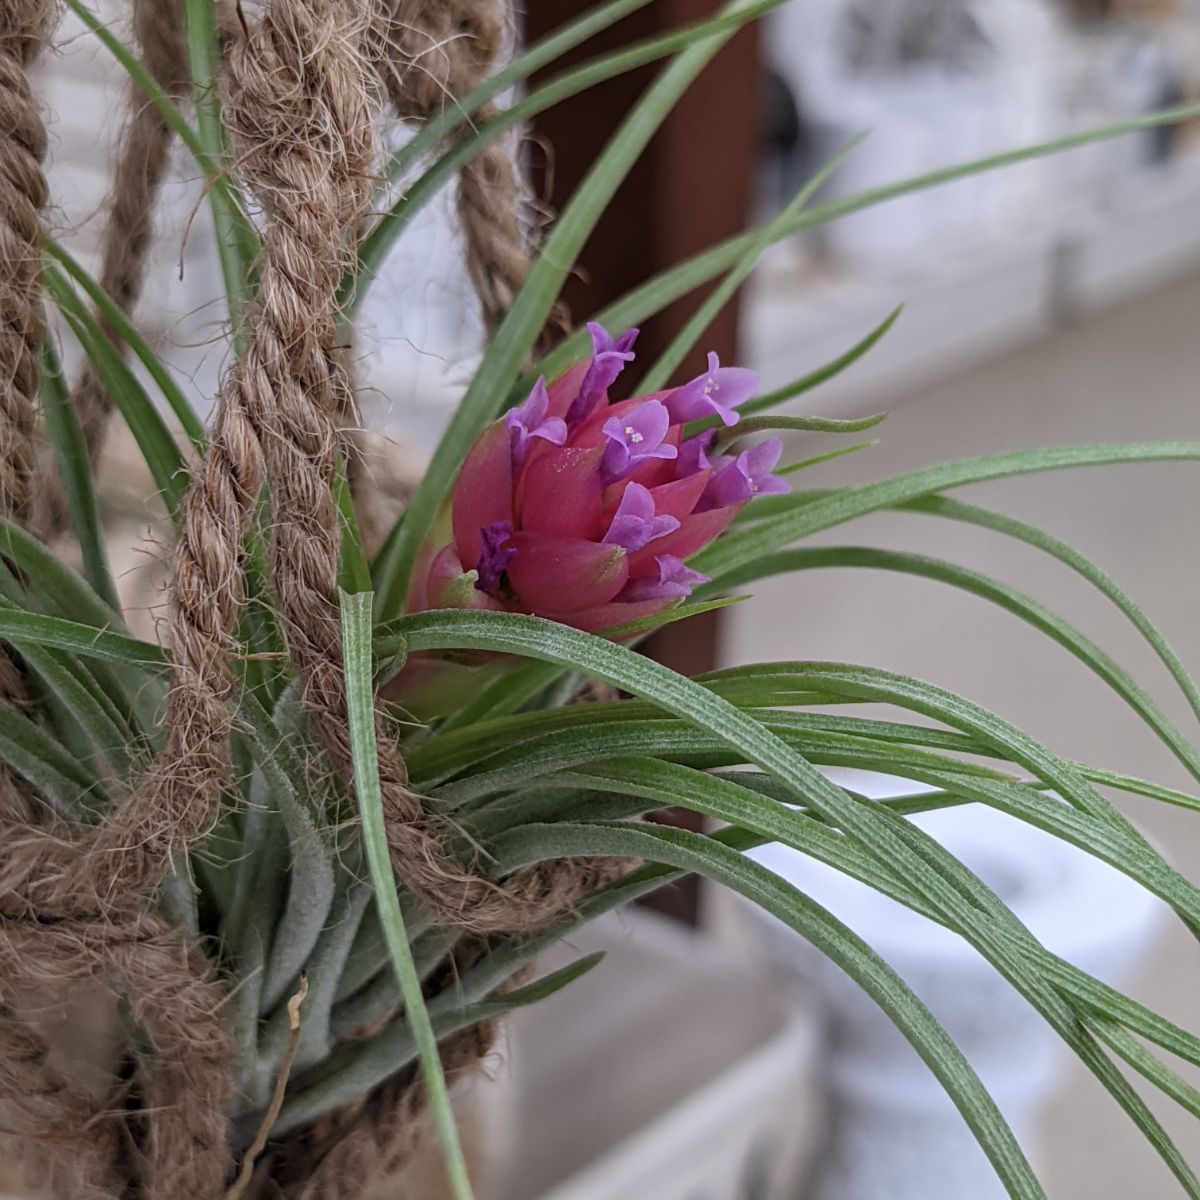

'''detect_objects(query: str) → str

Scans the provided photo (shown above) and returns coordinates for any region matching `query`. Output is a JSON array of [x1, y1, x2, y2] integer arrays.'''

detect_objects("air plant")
[[2, 0, 1200, 1198]]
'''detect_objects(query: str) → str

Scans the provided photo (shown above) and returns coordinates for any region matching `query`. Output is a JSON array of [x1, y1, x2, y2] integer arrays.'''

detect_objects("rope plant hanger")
[[0, 1, 621, 1195], [5, 0, 1200, 1198]]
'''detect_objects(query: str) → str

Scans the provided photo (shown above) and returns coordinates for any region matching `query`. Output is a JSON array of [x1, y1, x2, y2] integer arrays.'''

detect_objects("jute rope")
[[68, 0, 190, 462], [0, 13, 234, 1193], [369, 0, 569, 344], [76, 0, 189, 449], [0, 7, 110, 1195], [0, 1, 624, 1194], [0, 0, 51, 528]]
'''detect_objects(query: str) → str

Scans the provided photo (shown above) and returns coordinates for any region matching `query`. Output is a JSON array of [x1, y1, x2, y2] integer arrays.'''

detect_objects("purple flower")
[[505, 378, 568, 465], [622, 555, 710, 602], [565, 323, 640, 428], [475, 520, 516, 593], [697, 438, 789, 512], [665, 353, 758, 428], [675, 429, 716, 479], [602, 483, 680, 552], [601, 400, 677, 486]]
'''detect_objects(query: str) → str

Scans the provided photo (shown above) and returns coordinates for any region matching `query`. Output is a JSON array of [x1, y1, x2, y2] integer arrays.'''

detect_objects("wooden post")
[[524, 0, 762, 922]]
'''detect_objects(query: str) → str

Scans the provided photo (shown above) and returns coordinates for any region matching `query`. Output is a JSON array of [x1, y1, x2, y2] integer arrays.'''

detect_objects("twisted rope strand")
[[370, 0, 569, 345], [0, 0, 52, 528], [71, 0, 189, 462]]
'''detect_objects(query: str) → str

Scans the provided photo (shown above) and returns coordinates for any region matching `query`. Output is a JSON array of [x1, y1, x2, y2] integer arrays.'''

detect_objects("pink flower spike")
[[601, 400, 677, 486], [507, 534, 629, 614], [565, 323, 640, 428], [665, 352, 758, 427], [505, 377, 567, 466], [602, 482, 680, 552], [621, 555, 709, 602]]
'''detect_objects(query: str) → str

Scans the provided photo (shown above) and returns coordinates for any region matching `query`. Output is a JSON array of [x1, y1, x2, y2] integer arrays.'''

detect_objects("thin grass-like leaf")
[[495, 819, 1046, 1200], [37, 336, 120, 609], [352, 0, 784, 314], [274, 952, 606, 1134], [46, 240, 204, 449], [378, 0, 658, 187], [639, 134, 867, 393], [63, 0, 258, 292], [183, 0, 257, 325], [0, 703, 109, 818], [741, 308, 903, 418], [695, 443, 1200, 581], [339, 588, 474, 1200], [900, 494, 1200, 728], [0, 607, 166, 671], [44, 266, 189, 517], [714, 545, 1200, 786]]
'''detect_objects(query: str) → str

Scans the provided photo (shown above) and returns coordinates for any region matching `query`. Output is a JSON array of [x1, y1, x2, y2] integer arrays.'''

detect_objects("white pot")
[[739, 769, 1169, 1200]]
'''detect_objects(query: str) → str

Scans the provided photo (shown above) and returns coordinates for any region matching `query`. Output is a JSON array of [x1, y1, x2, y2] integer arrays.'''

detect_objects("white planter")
[[739, 770, 1169, 1200], [492, 910, 822, 1200]]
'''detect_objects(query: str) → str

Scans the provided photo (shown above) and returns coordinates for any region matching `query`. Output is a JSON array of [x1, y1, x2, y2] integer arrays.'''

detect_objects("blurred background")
[[36, 0, 1200, 1196]]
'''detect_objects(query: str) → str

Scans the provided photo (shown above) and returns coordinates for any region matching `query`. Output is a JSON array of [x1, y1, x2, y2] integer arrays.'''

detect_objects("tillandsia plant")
[[2, 0, 1200, 1197]]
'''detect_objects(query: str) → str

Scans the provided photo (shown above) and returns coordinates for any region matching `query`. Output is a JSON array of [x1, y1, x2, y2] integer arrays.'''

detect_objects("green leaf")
[[695, 443, 1200, 581], [713, 545, 1200, 787], [741, 308, 903, 418], [370, 0, 786, 619], [63, 0, 258, 304], [335, 457, 372, 596], [19, 639, 140, 786], [0, 702, 109, 818], [44, 265, 189, 518], [639, 133, 868, 393], [900, 494, 1200, 729], [63, 0, 205, 160], [45, 240, 204, 449], [1089, 1019, 1200, 1119], [0, 518, 166, 740], [541, 756, 1200, 1069], [339, 588, 474, 1200], [0, 607, 166, 672], [779, 441, 879, 475], [37, 335, 120, 609], [273, 952, 606, 1135], [0, 515, 126, 631], [435, 661, 571, 735], [721, 412, 888, 439]]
